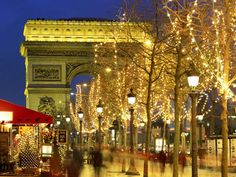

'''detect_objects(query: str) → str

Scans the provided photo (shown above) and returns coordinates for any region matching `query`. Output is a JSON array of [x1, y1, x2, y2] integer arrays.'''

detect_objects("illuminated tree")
[[93, 42, 138, 150], [118, 1, 219, 177], [115, 1, 176, 176], [166, 1, 236, 176], [207, 1, 236, 176]]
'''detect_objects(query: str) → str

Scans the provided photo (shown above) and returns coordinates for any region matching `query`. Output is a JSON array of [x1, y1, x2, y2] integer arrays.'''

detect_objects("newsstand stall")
[[0, 99, 53, 175]]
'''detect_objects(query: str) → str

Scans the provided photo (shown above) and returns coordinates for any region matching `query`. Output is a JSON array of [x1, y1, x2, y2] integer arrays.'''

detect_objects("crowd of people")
[[64, 146, 115, 177], [155, 150, 187, 175], [46, 145, 204, 177]]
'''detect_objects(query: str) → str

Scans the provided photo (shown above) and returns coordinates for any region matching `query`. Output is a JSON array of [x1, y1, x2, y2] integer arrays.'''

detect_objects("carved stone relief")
[[32, 65, 61, 81]]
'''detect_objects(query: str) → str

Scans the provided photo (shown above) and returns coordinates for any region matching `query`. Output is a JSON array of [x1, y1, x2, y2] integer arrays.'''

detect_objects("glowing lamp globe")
[[197, 115, 203, 121], [56, 120, 61, 126], [127, 88, 136, 105], [66, 117, 70, 123], [187, 64, 199, 88], [140, 121, 145, 127], [78, 108, 84, 121], [166, 119, 171, 125], [187, 76, 199, 88], [96, 100, 103, 113]]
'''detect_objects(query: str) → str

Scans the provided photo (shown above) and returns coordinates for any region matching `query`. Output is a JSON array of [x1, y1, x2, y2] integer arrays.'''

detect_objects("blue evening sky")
[[0, 0, 121, 106]]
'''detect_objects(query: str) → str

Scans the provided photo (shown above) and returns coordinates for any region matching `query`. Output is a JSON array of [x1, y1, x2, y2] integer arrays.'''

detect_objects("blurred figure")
[[92, 149, 103, 177], [87, 147, 94, 164], [102, 148, 113, 165], [179, 151, 186, 175], [167, 151, 173, 170], [159, 150, 167, 173], [198, 149, 205, 168], [50, 141, 64, 177], [67, 148, 83, 177]]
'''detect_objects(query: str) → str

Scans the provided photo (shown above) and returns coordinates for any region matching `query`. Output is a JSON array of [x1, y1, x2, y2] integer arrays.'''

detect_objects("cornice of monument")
[[23, 18, 147, 43]]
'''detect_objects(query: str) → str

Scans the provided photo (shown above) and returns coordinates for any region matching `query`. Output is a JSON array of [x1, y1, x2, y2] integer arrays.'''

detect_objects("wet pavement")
[[77, 156, 236, 177], [1, 155, 236, 177]]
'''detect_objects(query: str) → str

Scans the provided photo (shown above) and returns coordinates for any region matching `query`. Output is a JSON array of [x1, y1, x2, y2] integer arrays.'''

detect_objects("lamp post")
[[55, 118, 61, 143], [126, 88, 139, 175], [197, 114, 205, 168], [56, 113, 62, 126], [197, 115, 203, 148], [187, 67, 199, 177], [78, 108, 84, 148], [97, 100, 103, 150], [65, 116, 71, 150]]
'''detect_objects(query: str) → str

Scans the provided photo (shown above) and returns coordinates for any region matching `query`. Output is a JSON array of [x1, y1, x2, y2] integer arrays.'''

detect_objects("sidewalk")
[[78, 156, 236, 177], [1, 158, 236, 177]]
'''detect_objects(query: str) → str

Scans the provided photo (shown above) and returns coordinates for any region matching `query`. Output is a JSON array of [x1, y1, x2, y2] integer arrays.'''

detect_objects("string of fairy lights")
[[71, 0, 236, 133], [91, 8, 190, 125], [164, 0, 236, 120]]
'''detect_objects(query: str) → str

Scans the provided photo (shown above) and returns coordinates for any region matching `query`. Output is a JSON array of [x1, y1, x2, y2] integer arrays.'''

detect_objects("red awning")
[[0, 99, 53, 124]]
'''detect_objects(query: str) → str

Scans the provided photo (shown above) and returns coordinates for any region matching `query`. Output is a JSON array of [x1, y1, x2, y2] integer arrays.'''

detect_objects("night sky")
[[0, 0, 121, 106]]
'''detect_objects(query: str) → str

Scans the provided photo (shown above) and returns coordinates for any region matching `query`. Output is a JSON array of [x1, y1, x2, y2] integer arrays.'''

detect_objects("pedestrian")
[[92, 149, 103, 177], [159, 150, 167, 173], [50, 140, 64, 177], [67, 148, 83, 177], [198, 149, 205, 168], [167, 151, 173, 171], [179, 151, 186, 175], [87, 147, 94, 164]]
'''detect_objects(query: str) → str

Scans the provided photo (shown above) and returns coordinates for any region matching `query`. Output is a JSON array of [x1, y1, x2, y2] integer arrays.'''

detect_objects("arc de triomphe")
[[20, 19, 146, 114]]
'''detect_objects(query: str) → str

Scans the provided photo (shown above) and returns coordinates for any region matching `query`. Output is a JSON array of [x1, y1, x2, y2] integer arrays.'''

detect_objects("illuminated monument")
[[20, 19, 146, 112]]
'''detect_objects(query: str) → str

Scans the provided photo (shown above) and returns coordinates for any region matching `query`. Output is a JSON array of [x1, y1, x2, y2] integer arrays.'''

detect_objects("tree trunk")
[[173, 50, 182, 177], [143, 58, 154, 177], [122, 121, 127, 172], [144, 94, 151, 177], [210, 88, 216, 136], [221, 92, 228, 177], [144, 106, 151, 177], [190, 93, 198, 177], [162, 119, 166, 151], [135, 126, 138, 151], [221, 1, 231, 176], [173, 82, 180, 177]]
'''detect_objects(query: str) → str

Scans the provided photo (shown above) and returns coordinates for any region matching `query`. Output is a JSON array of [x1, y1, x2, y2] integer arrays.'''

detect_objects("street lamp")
[[97, 100, 103, 150], [187, 66, 199, 177], [197, 114, 205, 168], [66, 117, 70, 123], [56, 120, 61, 126], [55, 120, 61, 143], [126, 88, 139, 175], [78, 108, 84, 148], [56, 113, 65, 126], [65, 116, 71, 151], [197, 115, 203, 148]]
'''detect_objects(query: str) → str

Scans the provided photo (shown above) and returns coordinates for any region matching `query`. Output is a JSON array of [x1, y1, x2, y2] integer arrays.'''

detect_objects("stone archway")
[[20, 19, 146, 114]]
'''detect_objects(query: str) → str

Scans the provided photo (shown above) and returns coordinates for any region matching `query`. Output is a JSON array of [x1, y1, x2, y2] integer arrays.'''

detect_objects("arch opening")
[[70, 74, 93, 102]]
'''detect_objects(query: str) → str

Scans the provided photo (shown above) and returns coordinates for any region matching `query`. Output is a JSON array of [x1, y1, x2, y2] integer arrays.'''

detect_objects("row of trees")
[[69, 1, 235, 177]]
